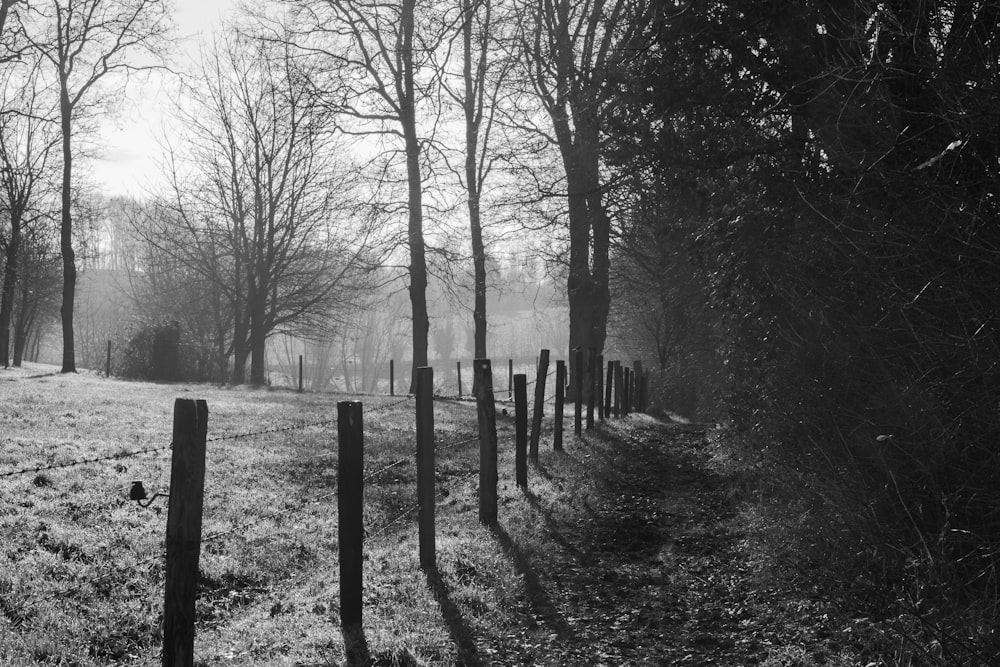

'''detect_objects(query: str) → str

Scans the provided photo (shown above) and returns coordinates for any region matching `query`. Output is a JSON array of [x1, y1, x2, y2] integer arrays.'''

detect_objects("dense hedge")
[[604, 1, 1000, 660], [117, 321, 217, 383]]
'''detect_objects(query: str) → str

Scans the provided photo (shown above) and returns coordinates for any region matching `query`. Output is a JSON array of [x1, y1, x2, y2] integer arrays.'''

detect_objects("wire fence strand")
[[0, 443, 174, 479]]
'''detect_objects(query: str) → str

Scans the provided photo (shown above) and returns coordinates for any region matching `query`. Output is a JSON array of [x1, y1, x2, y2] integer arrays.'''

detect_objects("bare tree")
[[151, 28, 364, 385], [19, 0, 171, 373], [438, 0, 514, 384], [514, 0, 653, 399], [280, 0, 446, 393], [0, 58, 59, 367]]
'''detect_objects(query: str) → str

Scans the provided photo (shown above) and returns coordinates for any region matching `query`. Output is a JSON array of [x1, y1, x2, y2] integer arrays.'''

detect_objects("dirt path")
[[482, 416, 845, 667]]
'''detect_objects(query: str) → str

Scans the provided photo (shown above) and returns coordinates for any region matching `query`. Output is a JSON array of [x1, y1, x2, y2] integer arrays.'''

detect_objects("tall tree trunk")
[[59, 87, 77, 373], [402, 0, 429, 394], [0, 218, 19, 368], [249, 299, 268, 385], [562, 132, 610, 402], [231, 311, 249, 384], [12, 281, 35, 367], [463, 0, 488, 389]]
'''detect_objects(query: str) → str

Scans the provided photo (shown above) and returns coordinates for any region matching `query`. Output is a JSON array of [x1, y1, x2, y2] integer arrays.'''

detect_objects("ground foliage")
[[603, 2, 1000, 659]]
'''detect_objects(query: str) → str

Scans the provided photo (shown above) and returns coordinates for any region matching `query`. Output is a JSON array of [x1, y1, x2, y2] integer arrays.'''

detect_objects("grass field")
[[4, 363, 892, 666], [1, 362, 666, 666]]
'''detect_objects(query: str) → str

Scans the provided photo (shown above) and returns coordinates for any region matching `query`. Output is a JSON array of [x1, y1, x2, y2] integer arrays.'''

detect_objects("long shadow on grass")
[[488, 523, 575, 641], [342, 623, 371, 667], [425, 568, 484, 667], [522, 489, 586, 560]]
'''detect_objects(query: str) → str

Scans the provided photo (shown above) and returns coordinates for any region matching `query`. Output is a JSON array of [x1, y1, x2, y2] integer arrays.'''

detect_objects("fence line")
[[206, 418, 339, 444], [5, 349, 649, 664], [0, 443, 174, 479], [367, 469, 479, 541]]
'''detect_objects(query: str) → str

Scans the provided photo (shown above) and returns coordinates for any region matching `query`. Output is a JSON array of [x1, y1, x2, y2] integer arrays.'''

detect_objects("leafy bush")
[[116, 321, 217, 382]]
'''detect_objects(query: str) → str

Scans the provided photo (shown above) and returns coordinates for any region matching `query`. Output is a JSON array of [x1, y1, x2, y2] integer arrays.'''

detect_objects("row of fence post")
[[158, 349, 647, 664], [103, 343, 648, 410]]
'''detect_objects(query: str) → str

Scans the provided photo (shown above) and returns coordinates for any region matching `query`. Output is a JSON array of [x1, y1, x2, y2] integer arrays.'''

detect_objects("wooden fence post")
[[586, 347, 596, 430], [163, 398, 208, 667], [554, 360, 565, 451], [574, 348, 583, 436], [640, 372, 649, 413], [390, 360, 395, 396], [508, 359, 513, 400], [623, 367, 631, 417], [605, 359, 613, 419], [614, 361, 622, 418], [597, 354, 604, 422], [528, 349, 549, 465], [416, 367, 435, 570], [514, 374, 528, 488], [338, 401, 364, 626], [474, 359, 498, 525], [633, 361, 644, 412], [106, 340, 112, 378], [457, 361, 463, 397]]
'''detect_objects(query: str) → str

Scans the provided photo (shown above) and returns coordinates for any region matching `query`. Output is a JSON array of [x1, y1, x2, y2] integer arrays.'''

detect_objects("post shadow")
[[424, 568, 484, 667], [488, 523, 574, 641], [341, 623, 371, 667], [522, 489, 586, 560]]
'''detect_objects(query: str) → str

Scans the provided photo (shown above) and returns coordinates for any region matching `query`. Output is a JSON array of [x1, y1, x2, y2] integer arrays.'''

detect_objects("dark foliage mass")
[[605, 0, 1000, 659], [118, 321, 216, 383]]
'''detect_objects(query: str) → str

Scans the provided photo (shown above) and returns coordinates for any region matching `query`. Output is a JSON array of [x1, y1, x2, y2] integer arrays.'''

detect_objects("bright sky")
[[89, 0, 238, 198]]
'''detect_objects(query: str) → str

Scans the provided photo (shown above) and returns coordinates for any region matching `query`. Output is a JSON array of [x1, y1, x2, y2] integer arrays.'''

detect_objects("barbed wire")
[[359, 429, 478, 484], [438, 433, 479, 452], [366, 501, 421, 539], [366, 469, 479, 540], [206, 426, 481, 545], [362, 456, 409, 483], [367, 396, 413, 414], [206, 418, 338, 444], [0, 443, 173, 479]]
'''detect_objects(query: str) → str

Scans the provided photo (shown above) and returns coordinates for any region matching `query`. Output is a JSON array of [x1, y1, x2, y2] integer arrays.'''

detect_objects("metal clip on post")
[[129, 481, 168, 508]]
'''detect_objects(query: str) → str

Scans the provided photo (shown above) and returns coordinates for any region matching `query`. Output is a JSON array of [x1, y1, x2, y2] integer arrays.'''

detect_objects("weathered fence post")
[[457, 361, 463, 397], [633, 360, 644, 412], [298, 355, 304, 393], [605, 359, 613, 419], [529, 349, 549, 465], [623, 367, 631, 417], [640, 372, 650, 413], [597, 354, 605, 422], [614, 361, 623, 418], [390, 360, 395, 396], [474, 359, 498, 525], [586, 347, 596, 430], [338, 401, 364, 626], [554, 360, 565, 450], [508, 359, 513, 400], [574, 348, 583, 436], [514, 374, 528, 488], [416, 367, 435, 570], [106, 340, 112, 378], [163, 398, 208, 667]]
